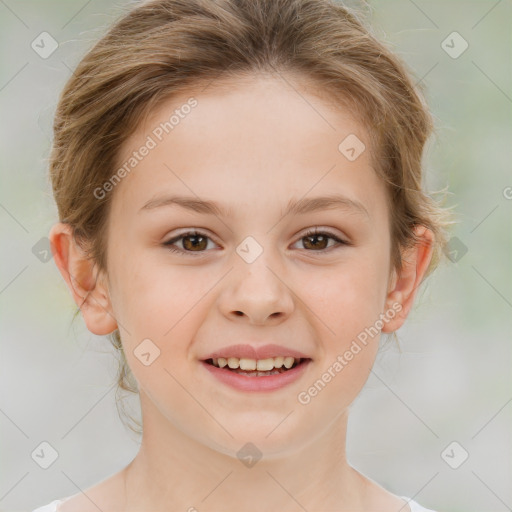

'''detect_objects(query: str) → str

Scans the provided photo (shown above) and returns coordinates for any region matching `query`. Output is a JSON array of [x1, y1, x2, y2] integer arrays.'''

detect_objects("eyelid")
[[165, 227, 217, 242], [299, 226, 350, 244]]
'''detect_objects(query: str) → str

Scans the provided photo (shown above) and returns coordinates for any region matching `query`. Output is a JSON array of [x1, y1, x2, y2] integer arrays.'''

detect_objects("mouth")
[[203, 356, 310, 376], [199, 356, 313, 392]]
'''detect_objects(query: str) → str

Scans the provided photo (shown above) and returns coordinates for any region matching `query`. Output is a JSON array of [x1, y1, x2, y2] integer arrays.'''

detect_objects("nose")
[[220, 258, 295, 325]]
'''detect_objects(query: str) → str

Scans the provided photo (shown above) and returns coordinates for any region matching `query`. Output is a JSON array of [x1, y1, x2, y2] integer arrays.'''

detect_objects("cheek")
[[110, 254, 217, 367], [297, 252, 389, 402], [304, 252, 390, 340], [115, 263, 207, 402], [109, 247, 199, 329], [300, 285, 382, 411]]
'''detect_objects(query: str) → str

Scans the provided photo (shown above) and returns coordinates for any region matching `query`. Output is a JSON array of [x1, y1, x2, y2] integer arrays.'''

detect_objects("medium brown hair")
[[50, 0, 451, 434]]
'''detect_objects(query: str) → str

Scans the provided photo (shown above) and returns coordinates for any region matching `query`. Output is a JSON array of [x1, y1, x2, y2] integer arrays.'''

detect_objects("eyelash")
[[163, 228, 349, 256]]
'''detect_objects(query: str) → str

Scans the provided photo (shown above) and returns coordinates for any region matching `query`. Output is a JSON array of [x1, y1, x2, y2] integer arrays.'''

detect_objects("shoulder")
[[31, 467, 127, 512], [31, 499, 63, 512], [401, 496, 438, 512], [355, 471, 432, 511], [50, 467, 127, 512], [354, 470, 438, 512]]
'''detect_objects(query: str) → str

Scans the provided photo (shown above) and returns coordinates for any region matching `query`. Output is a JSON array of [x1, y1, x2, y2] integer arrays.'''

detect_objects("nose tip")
[[221, 260, 295, 325]]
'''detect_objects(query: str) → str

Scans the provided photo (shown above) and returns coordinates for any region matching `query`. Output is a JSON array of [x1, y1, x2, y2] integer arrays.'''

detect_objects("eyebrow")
[[139, 194, 369, 218]]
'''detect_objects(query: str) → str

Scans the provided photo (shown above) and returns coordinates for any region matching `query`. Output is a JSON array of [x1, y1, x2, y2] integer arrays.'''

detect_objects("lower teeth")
[[227, 366, 293, 377], [231, 369, 283, 376]]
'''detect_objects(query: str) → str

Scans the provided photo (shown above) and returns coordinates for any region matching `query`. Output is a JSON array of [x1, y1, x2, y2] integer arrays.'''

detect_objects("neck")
[[121, 390, 366, 511]]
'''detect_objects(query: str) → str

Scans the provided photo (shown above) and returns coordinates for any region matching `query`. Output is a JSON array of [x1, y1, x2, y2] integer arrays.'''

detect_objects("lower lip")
[[200, 359, 312, 392]]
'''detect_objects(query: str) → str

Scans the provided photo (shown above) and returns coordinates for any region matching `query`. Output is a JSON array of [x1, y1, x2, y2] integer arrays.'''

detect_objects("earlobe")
[[49, 222, 118, 335], [381, 225, 434, 333]]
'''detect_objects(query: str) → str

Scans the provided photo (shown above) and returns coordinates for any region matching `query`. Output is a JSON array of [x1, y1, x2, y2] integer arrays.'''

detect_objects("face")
[[102, 74, 398, 456]]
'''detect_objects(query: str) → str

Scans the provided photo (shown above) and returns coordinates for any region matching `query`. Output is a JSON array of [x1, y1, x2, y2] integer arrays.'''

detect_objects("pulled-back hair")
[[49, 0, 451, 434]]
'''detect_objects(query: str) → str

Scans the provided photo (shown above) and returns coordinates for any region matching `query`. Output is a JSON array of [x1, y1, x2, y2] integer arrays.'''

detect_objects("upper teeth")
[[212, 356, 299, 371]]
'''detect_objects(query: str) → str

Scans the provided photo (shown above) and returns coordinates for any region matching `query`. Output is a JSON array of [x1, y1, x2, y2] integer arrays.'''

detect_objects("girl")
[[33, 0, 450, 510]]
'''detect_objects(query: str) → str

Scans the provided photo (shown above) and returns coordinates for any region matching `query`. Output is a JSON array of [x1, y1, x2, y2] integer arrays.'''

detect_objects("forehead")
[[110, 73, 387, 222]]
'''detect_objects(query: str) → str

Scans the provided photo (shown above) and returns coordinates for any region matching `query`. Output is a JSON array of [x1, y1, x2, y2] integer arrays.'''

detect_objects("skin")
[[50, 73, 433, 512]]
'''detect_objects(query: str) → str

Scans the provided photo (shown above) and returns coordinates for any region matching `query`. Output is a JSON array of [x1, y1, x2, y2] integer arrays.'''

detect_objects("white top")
[[32, 496, 437, 511]]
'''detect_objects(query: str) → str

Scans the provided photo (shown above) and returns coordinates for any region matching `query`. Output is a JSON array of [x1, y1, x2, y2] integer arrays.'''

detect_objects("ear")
[[381, 225, 434, 333], [49, 222, 118, 335]]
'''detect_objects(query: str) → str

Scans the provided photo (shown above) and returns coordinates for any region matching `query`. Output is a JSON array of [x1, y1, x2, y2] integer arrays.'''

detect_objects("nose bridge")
[[239, 251, 280, 294], [221, 236, 294, 323], [235, 240, 284, 298]]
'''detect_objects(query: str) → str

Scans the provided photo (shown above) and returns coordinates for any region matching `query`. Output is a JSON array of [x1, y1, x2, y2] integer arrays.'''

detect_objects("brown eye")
[[296, 229, 348, 252], [302, 233, 330, 250], [182, 233, 208, 251], [164, 231, 215, 255]]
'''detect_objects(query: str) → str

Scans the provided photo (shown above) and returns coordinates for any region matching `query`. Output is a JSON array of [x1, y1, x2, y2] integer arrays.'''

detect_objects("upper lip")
[[201, 344, 312, 361]]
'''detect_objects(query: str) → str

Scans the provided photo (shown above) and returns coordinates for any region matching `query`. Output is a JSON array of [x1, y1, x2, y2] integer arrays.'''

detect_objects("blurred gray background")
[[1, 1, 511, 511]]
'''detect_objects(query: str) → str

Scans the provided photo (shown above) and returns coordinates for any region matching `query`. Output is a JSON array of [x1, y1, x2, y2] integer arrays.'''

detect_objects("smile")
[[200, 357, 312, 392]]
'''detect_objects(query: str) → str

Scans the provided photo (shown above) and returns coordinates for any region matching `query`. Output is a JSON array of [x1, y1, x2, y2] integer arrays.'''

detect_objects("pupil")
[[305, 234, 327, 250], [184, 235, 206, 251]]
